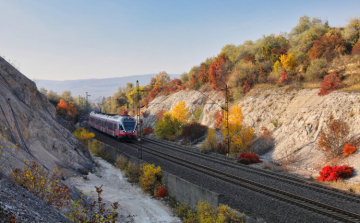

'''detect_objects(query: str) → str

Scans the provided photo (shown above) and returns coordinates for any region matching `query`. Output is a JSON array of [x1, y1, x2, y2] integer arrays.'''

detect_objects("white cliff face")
[[0, 57, 93, 175], [141, 86, 360, 182]]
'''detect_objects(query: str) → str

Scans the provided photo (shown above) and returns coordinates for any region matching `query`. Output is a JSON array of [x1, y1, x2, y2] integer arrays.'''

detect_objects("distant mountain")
[[34, 74, 181, 101]]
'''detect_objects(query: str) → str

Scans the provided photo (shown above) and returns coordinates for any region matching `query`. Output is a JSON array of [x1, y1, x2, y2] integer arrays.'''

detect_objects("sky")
[[0, 0, 359, 81]]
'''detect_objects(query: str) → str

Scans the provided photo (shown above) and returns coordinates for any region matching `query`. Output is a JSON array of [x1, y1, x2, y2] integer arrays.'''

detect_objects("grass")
[[342, 84, 360, 92], [317, 179, 360, 194]]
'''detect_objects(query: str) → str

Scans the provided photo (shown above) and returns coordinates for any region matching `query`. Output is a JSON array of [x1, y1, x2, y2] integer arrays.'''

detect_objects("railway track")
[[142, 137, 360, 203], [123, 139, 360, 223], [90, 128, 360, 222]]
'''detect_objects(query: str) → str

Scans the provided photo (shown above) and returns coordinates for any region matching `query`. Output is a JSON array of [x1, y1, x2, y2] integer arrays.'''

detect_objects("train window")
[[123, 121, 135, 131], [119, 125, 124, 131]]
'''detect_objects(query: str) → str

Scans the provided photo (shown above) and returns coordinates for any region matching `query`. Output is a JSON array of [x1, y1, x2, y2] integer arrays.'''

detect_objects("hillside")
[[141, 86, 360, 182], [35, 73, 180, 100], [0, 56, 94, 221]]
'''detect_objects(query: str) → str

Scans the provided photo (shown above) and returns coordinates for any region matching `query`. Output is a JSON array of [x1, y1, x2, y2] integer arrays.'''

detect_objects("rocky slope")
[[141, 86, 360, 182], [0, 56, 94, 221]]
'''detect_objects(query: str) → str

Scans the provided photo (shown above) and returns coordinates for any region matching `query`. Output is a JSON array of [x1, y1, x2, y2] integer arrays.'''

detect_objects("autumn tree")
[[351, 41, 360, 55], [318, 114, 349, 157], [280, 52, 298, 73], [56, 99, 78, 122], [154, 71, 170, 88], [209, 53, 229, 90], [60, 90, 73, 103], [343, 16, 360, 46], [221, 105, 255, 156], [197, 62, 210, 84], [309, 32, 347, 62], [171, 101, 190, 124]]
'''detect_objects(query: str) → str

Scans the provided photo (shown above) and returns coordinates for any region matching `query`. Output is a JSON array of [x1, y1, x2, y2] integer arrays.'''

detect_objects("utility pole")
[[86, 92, 91, 115], [225, 84, 229, 156], [136, 80, 141, 137]]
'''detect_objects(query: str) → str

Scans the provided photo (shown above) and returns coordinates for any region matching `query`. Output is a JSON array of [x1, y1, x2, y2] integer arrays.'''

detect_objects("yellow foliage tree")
[[154, 71, 170, 88], [139, 164, 162, 195], [221, 105, 255, 156], [73, 127, 95, 147], [280, 52, 298, 73], [171, 101, 190, 123]]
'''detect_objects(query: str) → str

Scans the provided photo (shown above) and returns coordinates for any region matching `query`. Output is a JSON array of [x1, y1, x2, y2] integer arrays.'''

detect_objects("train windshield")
[[123, 121, 135, 131]]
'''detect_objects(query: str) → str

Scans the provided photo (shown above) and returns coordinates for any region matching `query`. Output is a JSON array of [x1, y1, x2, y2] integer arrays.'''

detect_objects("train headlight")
[[124, 131, 126, 133]]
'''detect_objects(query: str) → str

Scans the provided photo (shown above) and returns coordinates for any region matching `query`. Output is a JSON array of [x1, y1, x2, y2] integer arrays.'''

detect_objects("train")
[[89, 111, 137, 141]]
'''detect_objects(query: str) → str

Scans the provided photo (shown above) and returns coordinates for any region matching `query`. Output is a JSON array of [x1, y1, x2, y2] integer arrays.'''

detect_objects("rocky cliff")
[[0, 56, 94, 221], [142, 86, 360, 182]]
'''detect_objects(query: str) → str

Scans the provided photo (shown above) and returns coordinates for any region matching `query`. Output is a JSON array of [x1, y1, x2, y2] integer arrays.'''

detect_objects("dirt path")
[[66, 157, 181, 223]]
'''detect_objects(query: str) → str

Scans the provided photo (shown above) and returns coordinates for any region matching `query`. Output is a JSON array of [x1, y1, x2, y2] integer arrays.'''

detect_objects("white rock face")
[[0, 57, 93, 175], [141, 87, 360, 182]]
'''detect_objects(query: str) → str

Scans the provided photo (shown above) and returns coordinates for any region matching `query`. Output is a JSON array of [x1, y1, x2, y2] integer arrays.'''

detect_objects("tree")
[[171, 101, 190, 124], [56, 99, 78, 122], [197, 63, 209, 84], [221, 105, 255, 156], [60, 90, 73, 103], [154, 71, 170, 88], [39, 87, 48, 96], [180, 72, 189, 83], [351, 41, 360, 55], [209, 53, 229, 90], [305, 58, 328, 81], [280, 53, 298, 73], [343, 16, 360, 46], [309, 32, 347, 62], [46, 90, 59, 105]]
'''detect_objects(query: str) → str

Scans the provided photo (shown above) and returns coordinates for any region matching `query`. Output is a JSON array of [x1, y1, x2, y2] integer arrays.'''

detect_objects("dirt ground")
[[66, 157, 181, 223]]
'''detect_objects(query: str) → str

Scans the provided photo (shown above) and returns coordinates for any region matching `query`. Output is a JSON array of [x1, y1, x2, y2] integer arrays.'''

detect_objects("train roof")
[[90, 111, 135, 122]]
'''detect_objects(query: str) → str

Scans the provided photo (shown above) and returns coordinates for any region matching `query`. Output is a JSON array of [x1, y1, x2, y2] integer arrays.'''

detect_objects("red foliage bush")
[[318, 73, 341, 96], [352, 41, 360, 56], [278, 71, 289, 84], [310, 32, 347, 62], [156, 187, 168, 198], [142, 127, 154, 136], [149, 86, 161, 100], [318, 165, 353, 181], [155, 109, 165, 120], [182, 122, 208, 143], [237, 153, 262, 165], [343, 143, 356, 156], [216, 143, 228, 155], [121, 109, 128, 115], [242, 80, 251, 93], [214, 110, 223, 131], [172, 78, 182, 86]]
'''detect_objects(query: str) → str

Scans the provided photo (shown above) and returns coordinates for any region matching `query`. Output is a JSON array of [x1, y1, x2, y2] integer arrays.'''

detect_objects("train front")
[[119, 116, 137, 141]]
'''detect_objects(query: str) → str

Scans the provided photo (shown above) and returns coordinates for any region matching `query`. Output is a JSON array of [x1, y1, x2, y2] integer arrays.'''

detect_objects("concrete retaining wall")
[[101, 142, 224, 207]]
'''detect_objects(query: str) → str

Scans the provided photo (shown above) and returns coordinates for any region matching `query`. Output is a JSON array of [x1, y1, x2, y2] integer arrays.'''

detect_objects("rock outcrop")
[[141, 86, 360, 182], [0, 57, 94, 221]]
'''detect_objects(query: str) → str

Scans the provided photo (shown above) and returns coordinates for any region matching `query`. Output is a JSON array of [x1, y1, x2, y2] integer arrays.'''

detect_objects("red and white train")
[[89, 111, 137, 141]]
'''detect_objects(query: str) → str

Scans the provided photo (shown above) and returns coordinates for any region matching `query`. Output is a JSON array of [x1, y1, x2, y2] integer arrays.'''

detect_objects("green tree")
[[39, 87, 47, 96]]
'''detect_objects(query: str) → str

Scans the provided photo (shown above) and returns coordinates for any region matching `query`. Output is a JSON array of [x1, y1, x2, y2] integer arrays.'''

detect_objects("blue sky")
[[0, 0, 359, 80]]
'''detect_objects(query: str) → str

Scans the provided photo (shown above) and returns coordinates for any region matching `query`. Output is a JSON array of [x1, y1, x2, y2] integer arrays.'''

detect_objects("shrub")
[[305, 58, 327, 81], [193, 108, 203, 122], [155, 109, 165, 120], [216, 143, 228, 155], [125, 162, 140, 183], [67, 185, 118, 222], [280, 52, 298, 73], [309, 31, 347, 62], [278, 71, 289, 84], [182, 122, 208, 143], [115, 156, 128, 170], [242, 80, 251, 93], [139, 164, 162, 196], [343, 143, 356, 156], [88, 140, 110, 161], [142, 127, 154, 136], [10, 161, 71, 211], [121, 109, 128, 115], [154, 113, 182, 140], [199, 129, 217, 153], [255, 126, 275, 154], [318, 114, 349, 157], [318, 73, 341, 96], [318, 165, 354, 181], [156, 187, 168, 198], [73, 127, 95, 147], [237, 153, 262, 165]]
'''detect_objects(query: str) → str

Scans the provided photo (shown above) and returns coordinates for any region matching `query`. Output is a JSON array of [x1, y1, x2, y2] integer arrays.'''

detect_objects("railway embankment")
[[141, 86, 360, 182]]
